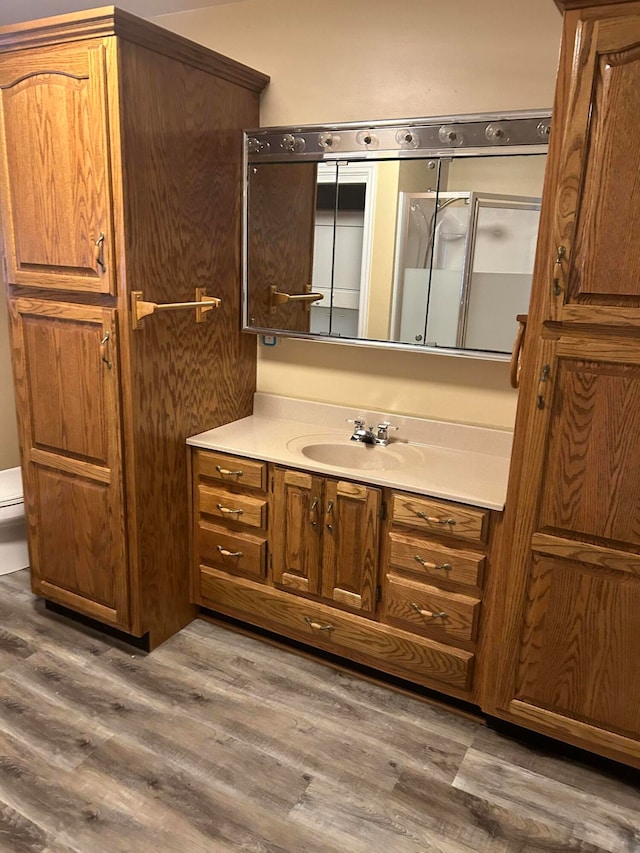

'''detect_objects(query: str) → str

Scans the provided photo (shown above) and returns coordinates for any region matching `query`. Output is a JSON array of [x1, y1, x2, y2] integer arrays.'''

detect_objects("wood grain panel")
[[199, 567, 474, 693], [388, 530, 484, 590], [514, 553, 640, 739], [198, 485, 267, 530], [197, 520, 266, 580], [33, 467, 128, 622], [271, 467, 323, 596], [538, 356, 640, 545], [553, 14, 640, 306], [532, 532, 640, 575], [116, 39, 261, 647], [246, 162, 318, 331], [0, 41, 114, 292], [391, 493, 488, 544], [9, 297, 129, 628], [22, 312, 109, 463], [384, 575, 480, 646], [197, 450, 266, 491], [321, 479, 380, 614]]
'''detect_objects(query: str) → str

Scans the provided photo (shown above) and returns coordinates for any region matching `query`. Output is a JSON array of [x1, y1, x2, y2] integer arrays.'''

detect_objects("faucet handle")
[[377, 421, 398, 432], [376, 421, 398, 442], [346, 417, 366, 429]]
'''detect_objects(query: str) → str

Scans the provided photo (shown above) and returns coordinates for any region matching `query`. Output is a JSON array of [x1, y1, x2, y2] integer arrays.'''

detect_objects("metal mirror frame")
[[242, 109, 551, 361]]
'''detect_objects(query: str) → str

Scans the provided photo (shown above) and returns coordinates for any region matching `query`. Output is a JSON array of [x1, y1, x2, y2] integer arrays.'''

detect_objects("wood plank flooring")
[[1, 569, 639, 853]]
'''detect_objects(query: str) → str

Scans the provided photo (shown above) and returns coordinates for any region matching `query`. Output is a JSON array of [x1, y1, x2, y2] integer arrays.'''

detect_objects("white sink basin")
[[286, 435, 425, 472]]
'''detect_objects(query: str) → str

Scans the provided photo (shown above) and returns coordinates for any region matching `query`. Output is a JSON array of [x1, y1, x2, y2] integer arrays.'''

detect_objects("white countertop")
[[187, 394, 514, 511]]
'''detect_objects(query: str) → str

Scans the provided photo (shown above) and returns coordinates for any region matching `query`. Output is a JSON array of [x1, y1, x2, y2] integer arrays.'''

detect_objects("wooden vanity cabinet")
[[0, 10, 268, 647], [192, 447, 501, 701], [484, 0, 640, 767], [272, 467, 380, 614]]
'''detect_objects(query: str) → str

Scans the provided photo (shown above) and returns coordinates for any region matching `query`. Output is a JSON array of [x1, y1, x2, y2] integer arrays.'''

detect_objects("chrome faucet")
[[347, 418, 398, 446]]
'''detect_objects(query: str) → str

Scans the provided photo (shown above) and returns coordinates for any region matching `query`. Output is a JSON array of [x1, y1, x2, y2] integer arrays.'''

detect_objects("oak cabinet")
[[484, 0, 640, 768], [11, 297, 128, 626], [272, 467, 380, 614], [192, 446, 499, 701], [1, 9, 268, 648], [0, 40, 115, 294]]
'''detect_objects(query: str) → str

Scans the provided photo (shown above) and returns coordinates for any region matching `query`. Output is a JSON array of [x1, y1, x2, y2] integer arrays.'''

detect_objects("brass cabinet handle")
[[131, 287, 221, 330], [216, 503, 243, 516], [310, 497, 318, 527], [99, 332, 112, 369], [304, 616, 334, 632], [216, 545, 243, 558], [410, 602, 447, 620], [536, 364, 551, 410], [509, 313, 527, 389], [326, 499, 334, 533], [269, 285, 324, 314], [216, 465, 243, 478], [414, 555, 452, 571], [416, 512, 456, 526], [552, 245, 565, 297], [94, 232, 106, 273]]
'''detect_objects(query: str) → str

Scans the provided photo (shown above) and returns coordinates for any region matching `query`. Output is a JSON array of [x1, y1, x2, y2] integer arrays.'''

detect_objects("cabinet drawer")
[[197, 451, 266, 491], [198, 485, 267, 529], [198, 521, 266, 580], [384, 575, 481, 645], [199, 567, 473, 692], [389, 531, 484, 589], [391, 493, 488, 544]]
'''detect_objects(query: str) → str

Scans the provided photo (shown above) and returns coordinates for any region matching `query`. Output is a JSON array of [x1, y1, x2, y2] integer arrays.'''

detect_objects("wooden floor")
[[1, 570, 639, 853]]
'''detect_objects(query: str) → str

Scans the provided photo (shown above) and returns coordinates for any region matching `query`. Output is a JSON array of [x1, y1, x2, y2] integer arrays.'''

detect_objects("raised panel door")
[[10, 297, 128, 628], [488, 332, 640, 763], [321, 479, 380, 614], [0, 40, 115, 293], [551, 14, 640, 323], [272, 467, 323, 596]]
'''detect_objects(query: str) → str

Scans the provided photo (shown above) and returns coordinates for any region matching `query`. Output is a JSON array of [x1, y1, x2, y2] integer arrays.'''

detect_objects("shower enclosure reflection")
[[394, 191, 541, 352]]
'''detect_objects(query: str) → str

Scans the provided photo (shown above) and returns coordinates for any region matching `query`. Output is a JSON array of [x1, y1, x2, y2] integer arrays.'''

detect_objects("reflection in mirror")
[[244, 113, 550, 359]]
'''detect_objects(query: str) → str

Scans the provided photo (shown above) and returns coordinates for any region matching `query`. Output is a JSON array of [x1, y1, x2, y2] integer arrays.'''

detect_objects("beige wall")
[[0, 287, 19, 469], [159, 0, 562, 429]]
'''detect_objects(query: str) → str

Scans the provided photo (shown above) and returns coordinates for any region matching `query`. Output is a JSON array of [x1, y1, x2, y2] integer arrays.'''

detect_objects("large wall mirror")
[[243, 111, 550, 360]]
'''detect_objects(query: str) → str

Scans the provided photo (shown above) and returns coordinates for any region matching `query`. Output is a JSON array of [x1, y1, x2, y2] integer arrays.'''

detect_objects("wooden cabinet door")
[[321, 479, 380, 615], [490, 332, 640, 764], [246, 162, 317, 331], [272, 467, 323, 596], [10, 297, 128, 629], [550, 14, 640, 323], [0, 40, 115, 293]]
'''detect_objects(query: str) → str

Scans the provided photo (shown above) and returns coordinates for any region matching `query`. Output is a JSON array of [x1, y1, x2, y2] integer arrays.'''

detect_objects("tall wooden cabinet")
[[0, 9, 268, 648], [484, 0, 640, 768]]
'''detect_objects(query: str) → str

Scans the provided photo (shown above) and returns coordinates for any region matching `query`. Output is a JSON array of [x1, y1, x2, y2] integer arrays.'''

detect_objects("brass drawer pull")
[[216, 503, 244, 516], [216, 465, 243, 478], [416, 512, 456, 526], [216, 545, 244, 558], [304, 616, 334, 632], [410, 602, 447, 620], [414, 555, 452, 571], [310, 497, 319, 527]]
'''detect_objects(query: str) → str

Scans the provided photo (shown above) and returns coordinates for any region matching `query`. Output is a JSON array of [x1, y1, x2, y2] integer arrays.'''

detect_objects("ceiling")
[[0, 0, 243, 27]]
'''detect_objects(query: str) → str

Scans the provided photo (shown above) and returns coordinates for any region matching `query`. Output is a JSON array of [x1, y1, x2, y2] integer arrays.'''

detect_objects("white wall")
[[158, 0, 562, 428], [0, 286, 19, 469]]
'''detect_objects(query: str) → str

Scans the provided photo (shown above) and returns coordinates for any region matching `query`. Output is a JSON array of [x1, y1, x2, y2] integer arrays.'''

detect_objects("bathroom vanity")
[[188, 395, 511, 703]]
